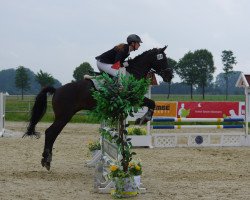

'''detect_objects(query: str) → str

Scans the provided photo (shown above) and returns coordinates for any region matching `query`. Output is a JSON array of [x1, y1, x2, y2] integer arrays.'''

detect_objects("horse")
[[24, 46, 173, 170]]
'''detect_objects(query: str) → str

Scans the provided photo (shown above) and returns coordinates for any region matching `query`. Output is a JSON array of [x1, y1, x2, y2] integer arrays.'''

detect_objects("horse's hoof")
[[41, 158, 51, 171], [135, 118, 141, 125], [34, 132, 41, 139], [140, 118, 148, 125], [45, 164, 50, 171]]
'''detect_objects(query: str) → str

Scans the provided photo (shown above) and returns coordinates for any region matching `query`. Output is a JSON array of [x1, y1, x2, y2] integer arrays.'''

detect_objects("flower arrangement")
[[127, 127, 147, 136], [109, 162, 142, 198], [109, 164, 130, 179], [87, 140, 101, 152], [128, 160, 142, 176], [109, 160, 142, 178]]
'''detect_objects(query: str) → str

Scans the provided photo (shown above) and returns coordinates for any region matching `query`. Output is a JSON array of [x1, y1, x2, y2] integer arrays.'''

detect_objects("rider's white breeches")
[[96, 61, 119, 76]]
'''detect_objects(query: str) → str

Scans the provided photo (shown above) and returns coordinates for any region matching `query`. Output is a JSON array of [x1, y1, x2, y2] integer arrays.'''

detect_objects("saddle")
[[83, 71, 113, 90]]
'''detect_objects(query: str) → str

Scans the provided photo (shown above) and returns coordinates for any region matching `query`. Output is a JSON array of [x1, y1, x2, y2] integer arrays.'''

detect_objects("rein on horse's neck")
[[127, 48, 158, 79]]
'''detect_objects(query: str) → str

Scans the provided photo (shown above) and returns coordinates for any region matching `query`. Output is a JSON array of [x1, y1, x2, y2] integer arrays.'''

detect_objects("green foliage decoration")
[[91, 73, 149, 184], [91, 73, 150, 123]]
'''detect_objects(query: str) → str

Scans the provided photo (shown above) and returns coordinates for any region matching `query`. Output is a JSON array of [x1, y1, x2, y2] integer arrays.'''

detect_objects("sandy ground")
[[0, 122, 250, 200]]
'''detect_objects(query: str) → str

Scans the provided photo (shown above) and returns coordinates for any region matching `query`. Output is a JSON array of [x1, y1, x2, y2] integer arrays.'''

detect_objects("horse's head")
[[151, 46, 173, 83], [127, 46, 173, 82]]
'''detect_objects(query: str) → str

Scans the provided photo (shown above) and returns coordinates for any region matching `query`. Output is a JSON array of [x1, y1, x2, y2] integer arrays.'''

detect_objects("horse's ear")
[[161, 45, 168, 52]]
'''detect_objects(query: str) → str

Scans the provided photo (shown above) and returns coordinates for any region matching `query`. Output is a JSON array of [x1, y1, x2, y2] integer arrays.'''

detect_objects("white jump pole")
[[0, 93, 6, 137], [246, 88, 250, 135]]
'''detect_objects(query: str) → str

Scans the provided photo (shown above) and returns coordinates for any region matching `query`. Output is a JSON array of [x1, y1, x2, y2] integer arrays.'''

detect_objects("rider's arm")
[[113, 45, 129, 67]]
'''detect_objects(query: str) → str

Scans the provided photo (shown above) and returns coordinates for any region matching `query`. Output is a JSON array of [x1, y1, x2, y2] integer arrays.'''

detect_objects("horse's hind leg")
[[41, 115, 72, 170]]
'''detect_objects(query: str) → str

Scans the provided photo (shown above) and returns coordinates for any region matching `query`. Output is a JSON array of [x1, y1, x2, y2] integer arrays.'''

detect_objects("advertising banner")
[[153, 101, 177, 117], [177, 102, 244, 118]]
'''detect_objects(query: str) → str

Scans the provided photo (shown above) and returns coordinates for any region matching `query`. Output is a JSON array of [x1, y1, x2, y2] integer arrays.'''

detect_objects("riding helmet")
[[127, 34, 143, 44]]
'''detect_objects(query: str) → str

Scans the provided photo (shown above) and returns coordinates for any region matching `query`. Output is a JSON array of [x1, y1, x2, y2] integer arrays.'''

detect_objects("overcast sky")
[[0, 0, 249, 84]]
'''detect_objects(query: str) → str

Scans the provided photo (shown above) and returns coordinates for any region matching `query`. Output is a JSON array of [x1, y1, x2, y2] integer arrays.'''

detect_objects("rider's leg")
[[96, 61, 119, 76]]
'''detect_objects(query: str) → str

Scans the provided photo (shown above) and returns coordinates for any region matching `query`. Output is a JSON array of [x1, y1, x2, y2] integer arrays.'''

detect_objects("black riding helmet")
[[127, 34, 143, 44]]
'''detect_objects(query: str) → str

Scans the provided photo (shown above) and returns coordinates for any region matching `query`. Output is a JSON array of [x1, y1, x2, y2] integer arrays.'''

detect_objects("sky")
[[0, 0, 249, 84]]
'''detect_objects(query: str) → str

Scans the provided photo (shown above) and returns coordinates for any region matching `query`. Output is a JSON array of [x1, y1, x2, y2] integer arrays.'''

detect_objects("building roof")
[[236, 73, 250, 88], [245, 75, 250, 85]]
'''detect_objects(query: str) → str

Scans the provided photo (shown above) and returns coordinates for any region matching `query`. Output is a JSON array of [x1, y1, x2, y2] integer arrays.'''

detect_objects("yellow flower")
[[128, 162, 134, 167], [135, 165, 141, 171], [110, 165, 118, 172]]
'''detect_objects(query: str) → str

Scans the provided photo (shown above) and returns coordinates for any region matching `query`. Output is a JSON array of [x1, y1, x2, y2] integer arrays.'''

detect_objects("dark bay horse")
[[24, 46, 173, 170]]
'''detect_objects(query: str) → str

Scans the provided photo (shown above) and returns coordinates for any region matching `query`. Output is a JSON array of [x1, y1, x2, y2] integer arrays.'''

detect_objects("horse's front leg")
[[135, 97, 155, 125]]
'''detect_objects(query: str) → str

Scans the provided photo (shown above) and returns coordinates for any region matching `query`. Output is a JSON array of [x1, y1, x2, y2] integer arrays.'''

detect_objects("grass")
[[4, 94, 245, 122], [5, 95, 100, 123], [152, 94, 245, 101]]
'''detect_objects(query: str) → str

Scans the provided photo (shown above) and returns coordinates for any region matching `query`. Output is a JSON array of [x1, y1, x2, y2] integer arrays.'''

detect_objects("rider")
[[95, 34, 152, 125], [95, 34, 142, 76]]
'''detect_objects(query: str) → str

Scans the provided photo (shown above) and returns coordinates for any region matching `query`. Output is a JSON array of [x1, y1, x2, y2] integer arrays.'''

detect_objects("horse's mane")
[[131, 48, 159, 63]]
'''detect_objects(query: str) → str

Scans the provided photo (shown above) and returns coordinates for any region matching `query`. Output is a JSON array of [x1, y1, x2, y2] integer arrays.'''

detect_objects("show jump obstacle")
[[151, 72, 250, 148], [126, 72, 250, 148], [87, 70, 147, 194], [0, 93, 6, 137], [236, 72, 250, 134]]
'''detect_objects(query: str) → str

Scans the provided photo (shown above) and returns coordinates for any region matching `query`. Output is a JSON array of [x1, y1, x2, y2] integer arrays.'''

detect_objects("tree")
[[176, 51, 198, 99], [73, 62, 94, 81], [166, 58, 177, 98], [194, 49, 215, 99], [15, 66, 30, 99], [221, 50, 237, 100], [92, 73, 149, 171], [214, 71, 243, 95], [35, 70, 55, 88]]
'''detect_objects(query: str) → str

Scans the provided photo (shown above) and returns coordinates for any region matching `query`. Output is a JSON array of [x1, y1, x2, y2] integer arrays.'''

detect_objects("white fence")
[[0, 93, 6, 137]]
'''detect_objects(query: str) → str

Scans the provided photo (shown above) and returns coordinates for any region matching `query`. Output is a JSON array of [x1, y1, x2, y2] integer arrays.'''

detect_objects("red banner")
[[177, 102, 242, 118]]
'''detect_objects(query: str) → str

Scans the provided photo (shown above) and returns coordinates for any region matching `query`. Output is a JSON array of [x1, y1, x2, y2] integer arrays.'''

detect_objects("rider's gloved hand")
[[123, 61, 129, 67], [111, 61, 121, 69]]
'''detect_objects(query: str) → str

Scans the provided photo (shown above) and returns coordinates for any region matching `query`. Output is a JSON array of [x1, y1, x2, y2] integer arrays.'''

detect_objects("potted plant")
[[127, 127, 152, 148], [109, 163, 138, 198], [91, 73, 149, 198], [87, 140, 101, 156], [128, 160, 142, 188], [127, 127, 147, 136]]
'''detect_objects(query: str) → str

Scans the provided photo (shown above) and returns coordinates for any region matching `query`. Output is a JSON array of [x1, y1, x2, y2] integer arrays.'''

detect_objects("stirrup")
[[89, 70, 102, 76], [84, 75, 95, 79]]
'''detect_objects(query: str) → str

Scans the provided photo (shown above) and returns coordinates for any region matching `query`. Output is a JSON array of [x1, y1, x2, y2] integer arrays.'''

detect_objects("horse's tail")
[[23, 86, 56, 138]]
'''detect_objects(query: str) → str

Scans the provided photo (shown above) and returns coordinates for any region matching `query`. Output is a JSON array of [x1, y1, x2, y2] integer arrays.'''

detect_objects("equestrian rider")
[[95, 34, 153, 125], [95, 34, 142, 76]]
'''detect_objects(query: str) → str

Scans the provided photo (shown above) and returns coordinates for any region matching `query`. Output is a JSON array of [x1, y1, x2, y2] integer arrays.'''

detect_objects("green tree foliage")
[[176, 51, 198, 99], [215, 71, 243, 95], [0, 69, 17, 94], [194, 49, 215, 99], [35, 70, 55, 88], [152, 82, 191, 94], [221, 50, 237, 100], [0, 68, 62, 95], [91, 73, 150, 173], [92, 74, 150, 122], [73, 62, 94, 81], [15, 66, 30, 99], [166, 58, 177, 98]]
